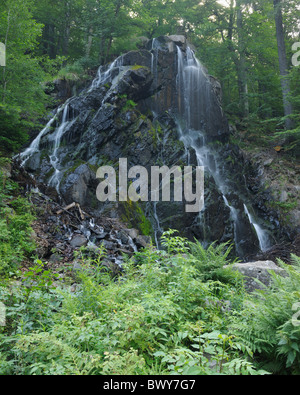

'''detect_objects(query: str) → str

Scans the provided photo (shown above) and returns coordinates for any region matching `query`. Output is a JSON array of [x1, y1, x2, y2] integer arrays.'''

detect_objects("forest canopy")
[[0, 0, 299, 153]]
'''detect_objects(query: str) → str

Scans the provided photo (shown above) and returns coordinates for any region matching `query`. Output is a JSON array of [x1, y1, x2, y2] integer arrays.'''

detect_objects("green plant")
[[160, 229, 189, 255], [230, 255, 300, 374], [122, 99, 137, 112], [2, 222, 295, 375], [0, 173, 35, 275], [22, 260, 60, 295], [120, 200, 153, 237], [102, 348, 146, 375], [188, 240, 242, 286], [153, 330, 266, 375]]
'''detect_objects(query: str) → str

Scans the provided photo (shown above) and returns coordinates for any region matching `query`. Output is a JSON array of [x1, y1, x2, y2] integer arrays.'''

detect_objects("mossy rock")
[[119, 200, 153, 238]]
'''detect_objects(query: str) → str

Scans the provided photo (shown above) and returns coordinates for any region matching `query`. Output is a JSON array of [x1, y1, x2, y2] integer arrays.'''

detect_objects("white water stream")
[[243, 204, 270, 252], [175, 44, 271, 254]]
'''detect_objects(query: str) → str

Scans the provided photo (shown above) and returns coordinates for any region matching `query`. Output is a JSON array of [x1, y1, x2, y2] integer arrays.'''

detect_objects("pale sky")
[[217, 0, 231, 6]]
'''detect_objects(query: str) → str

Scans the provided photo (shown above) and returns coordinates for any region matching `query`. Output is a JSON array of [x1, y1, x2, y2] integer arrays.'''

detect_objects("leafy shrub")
[[188, 239, 243, 287], [0, 230, 261, 375], [0, 105, 29, 153], [5, 228, 300, 375], [0, 173, 36, 275], [230, 255, 300, 374]]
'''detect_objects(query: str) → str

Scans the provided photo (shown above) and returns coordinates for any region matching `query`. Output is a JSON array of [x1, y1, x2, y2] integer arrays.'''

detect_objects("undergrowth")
[[0, 174, 300, 375], [0, 170, 35, 275]]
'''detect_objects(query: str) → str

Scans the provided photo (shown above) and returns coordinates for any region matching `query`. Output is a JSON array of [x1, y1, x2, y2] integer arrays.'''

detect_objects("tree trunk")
[[99, 36, 105, 64], [273, 0, 293, 130], [104, 0, 122, 63], [225, 0, 249, 117], [62, 1, 71, 57], [86, 27, 93, 58], [2, 9, 10, 104], [236, 0, 249, 118], [43, 24, 56, 58]]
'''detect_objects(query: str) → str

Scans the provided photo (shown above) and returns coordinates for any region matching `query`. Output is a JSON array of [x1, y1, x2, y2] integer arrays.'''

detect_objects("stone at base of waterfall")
[[70, 234, 88, 248], [135, 235, 152, 248], [224, 260, 286, 292]]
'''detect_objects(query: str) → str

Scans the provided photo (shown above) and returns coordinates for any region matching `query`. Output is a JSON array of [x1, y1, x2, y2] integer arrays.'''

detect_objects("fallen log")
[[56, 202, 86, 220]]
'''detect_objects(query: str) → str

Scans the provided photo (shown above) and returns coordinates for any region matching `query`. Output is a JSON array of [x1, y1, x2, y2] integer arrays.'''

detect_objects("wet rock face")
[[60, 164, 97, 206], [20, 35, 275, 258]]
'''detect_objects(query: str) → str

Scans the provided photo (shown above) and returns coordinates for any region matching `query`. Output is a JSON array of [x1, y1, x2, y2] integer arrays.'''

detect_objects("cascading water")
[[176, 46, 212, 131], [153, 201, 163, 248], [243, 204, 270, 252], [19, 99, 75, 192], [88, 56, 124, 92], [19, 56, 128, 193], [174, 44, 271, 256], [48, 102, 74, 191], [19, 106, 64, 167]]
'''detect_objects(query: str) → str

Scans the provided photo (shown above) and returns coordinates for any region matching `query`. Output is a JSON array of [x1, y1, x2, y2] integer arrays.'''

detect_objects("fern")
[[188, 240, 243, 286], [230, 254, 300, 374], [11, 331, 102, 375]]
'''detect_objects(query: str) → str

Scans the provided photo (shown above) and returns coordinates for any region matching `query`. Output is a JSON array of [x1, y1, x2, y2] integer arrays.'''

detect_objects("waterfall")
[[18, 36, 273, 259], [88, 56, 124, 92], [19, 56, 127, 193], [48, 102, 73, 191], [175, 44, 271, 256], [176, 46, 213, 131], [20, 98, 77, 192], [222, 195, 241, 254], [243, 204, 270, 252], [176, 46, 225, 189], [176, 47, 228, 220], [153, 201, 163, 248], [19, 106, 65, 167]]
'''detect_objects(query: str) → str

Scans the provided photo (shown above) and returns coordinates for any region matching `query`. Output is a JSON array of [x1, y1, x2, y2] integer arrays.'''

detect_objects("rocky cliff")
[[18, 35, 289, 260]]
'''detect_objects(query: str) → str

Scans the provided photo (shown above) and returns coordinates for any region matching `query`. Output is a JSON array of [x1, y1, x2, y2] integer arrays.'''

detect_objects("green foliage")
[[0, 0, 62, 153], [120, 200, 153, 236], [0, 105, 29, 153], [160, 229, 189, 255], [0, 172, 35, 275], [0, 230, 257, 375], [154, 330, 268, 375], [122, 99, 137, 113], [230, 255, 300, 374], [102, 348, 146, 375], [272, 124, 300, 155], [1, 226, 300, 375], [56, 57, 98, 82], [22, 260, 60, 295], [188, 239, 243, 286]]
